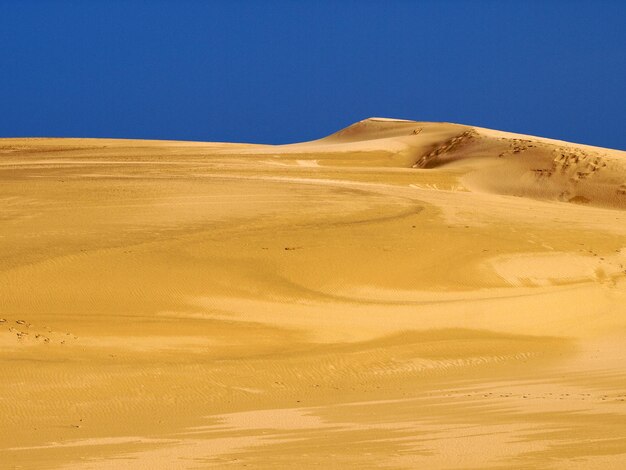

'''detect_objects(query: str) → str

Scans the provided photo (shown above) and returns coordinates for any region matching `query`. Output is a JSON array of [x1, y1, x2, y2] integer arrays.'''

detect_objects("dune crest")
[[301, 117, 626, 209]]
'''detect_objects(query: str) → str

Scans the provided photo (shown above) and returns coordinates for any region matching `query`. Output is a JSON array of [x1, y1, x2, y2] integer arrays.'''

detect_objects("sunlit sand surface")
[[2, 118, 626, 468]]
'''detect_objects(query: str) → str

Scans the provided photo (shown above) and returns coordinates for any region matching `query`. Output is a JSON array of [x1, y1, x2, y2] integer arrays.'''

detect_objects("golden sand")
[[1, 119, 626, 468]]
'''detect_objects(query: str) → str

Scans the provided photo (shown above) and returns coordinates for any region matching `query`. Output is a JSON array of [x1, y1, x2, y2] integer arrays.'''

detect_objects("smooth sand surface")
[[1, 118, 626, 469]]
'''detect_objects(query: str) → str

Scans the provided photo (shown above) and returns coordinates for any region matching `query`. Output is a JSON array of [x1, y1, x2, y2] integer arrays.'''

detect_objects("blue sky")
[[1, 0, 624, 149]]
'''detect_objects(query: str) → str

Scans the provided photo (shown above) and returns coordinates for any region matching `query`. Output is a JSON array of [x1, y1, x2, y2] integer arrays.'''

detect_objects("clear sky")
[[1, 0, 625, 149]]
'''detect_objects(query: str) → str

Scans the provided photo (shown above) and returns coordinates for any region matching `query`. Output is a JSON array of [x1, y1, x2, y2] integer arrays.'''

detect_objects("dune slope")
[[1, 119, 626, 469]]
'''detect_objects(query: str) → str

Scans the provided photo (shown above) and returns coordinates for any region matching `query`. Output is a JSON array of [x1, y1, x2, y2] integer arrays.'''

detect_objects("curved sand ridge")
[[1, 120, 626, 469], [309, 118, 626, 209]]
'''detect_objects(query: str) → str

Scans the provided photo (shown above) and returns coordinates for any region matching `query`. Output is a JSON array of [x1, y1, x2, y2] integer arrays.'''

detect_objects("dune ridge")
[[305, 117, 626, 209]]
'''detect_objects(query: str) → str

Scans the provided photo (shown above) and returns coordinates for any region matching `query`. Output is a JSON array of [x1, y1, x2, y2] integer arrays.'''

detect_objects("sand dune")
[[1, 118, 625, 468]]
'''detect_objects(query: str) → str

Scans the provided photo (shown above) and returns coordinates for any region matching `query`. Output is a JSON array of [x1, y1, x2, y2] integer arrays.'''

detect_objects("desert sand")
[[1, 118, 626, 469]]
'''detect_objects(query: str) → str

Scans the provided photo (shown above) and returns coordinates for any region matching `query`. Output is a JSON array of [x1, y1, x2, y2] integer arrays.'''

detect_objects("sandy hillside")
[[1, 118, 626, 469]]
